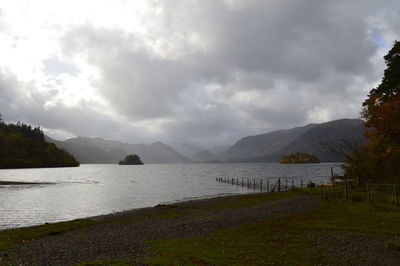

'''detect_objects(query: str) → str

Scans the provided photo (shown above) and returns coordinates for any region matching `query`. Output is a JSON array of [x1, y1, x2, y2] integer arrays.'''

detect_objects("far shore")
[[0, 181, 55, 185]]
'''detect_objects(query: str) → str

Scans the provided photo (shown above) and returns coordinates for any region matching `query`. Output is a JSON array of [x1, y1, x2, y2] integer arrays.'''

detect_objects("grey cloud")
[[3, 0, 400, 148]]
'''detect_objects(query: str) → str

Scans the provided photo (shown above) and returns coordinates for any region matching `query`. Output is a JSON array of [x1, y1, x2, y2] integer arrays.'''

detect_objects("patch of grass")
[[198, 192, 295, 210], [291, 201, 400, 235], [147, 193, 400, 265], [0, 219, 96, 250], [76, 259, 131, 266], [148, 218, 330, 265]]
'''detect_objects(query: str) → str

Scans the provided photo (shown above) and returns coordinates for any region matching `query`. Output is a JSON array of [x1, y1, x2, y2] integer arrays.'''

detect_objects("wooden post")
[[278, 178, 281, 192], [247, 179, 249, 188], [301, 180, 303, 189], [395, 184, 398, 205], [260, 180, 263, 192], [267, 180, 270, 192], [292, 180, 294, 192], [367, 183, 371, 202], [285, 179, 288, 192], [253, 179, 256, 190]]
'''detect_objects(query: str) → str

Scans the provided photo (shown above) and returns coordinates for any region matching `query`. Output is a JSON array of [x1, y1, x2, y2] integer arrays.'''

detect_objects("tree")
[[0, 119, 79, 169], [119, 154, 144, 165], [344, 40, 400, 183], [279, 152, 320, 164]]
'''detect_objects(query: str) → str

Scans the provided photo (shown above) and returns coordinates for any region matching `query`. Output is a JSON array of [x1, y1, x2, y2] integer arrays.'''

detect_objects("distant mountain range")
[[46, 137, 193, 164], [46, 118, 367, 164], [219, 119, 367, 162]]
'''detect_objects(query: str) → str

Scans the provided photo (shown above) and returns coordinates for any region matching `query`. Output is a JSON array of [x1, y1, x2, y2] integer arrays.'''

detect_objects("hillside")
[[220, 124, 316, 161], [221, 119, 367, 163], [0, 121, 79, 169], [47, 137, 192, 164]]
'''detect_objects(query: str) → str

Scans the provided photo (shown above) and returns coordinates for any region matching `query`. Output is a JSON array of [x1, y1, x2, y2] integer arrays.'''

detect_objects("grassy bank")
[[1, 191, 399, 265], [148, 199, 400, 265]]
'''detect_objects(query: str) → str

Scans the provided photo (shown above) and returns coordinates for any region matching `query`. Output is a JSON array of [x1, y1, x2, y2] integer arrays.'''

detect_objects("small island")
[[118, 154, 144, 165], [279, 152, 320, 164]]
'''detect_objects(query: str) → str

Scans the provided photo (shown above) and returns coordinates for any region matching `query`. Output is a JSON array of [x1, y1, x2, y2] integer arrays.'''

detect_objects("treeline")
[[0, 117, 79, 169], [344, 40, 400, 184], [279, 152, 320, 164]]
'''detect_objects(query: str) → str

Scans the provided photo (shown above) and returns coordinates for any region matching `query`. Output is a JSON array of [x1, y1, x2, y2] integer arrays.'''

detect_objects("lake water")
[[0, 163, 342, 230]]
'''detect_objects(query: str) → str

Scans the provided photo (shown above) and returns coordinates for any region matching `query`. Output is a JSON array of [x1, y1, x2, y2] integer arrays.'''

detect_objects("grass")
[[147, 195, 400, 265], [0, 219, 96, 250]]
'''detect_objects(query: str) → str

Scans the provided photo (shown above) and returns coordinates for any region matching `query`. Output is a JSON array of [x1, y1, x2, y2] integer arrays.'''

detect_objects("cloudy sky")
[[0, 0, 399, 148]]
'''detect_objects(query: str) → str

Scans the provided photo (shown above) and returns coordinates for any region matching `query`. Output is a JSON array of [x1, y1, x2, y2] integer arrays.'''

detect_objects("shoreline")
[[0, 192, 319, 265], [0, 180, 56, 185]]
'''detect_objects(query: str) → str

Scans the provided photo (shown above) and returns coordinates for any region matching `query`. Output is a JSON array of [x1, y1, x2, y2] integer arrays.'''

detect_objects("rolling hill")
[[220, 119, 367, 163], [46, 137, 193, 164]]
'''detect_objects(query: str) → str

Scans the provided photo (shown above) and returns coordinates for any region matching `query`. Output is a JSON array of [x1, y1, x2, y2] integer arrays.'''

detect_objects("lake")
[[0, 163, 342, 230]]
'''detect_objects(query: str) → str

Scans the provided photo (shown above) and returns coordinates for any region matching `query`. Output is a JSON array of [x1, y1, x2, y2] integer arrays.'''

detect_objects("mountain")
[[126, 142, 193, 164], [220, 123, 316, 161], [166, 142, 205, 158], [192, 150, 220, 163], [46, 137, 128, 164], [221, 119, 367, 163], [46, 137, 192, 164], [167, 142, 227, 162]]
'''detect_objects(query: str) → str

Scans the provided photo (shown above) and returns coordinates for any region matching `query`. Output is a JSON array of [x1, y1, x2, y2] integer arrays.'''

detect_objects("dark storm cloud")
[[58, 0, 400, 147]]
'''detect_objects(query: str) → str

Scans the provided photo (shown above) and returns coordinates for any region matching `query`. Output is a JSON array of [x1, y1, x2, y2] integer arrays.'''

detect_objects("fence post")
[[292, 180, 294, 192], [367, 183, 371, 202], [253, 179, 256, 190], [267, 180, 270, 192], [395, 184, 398, 206], [278, 178, 281, 192], [285, 179, 288, 192], [301, 180, 303, 190], [260, 180, 263, 192]]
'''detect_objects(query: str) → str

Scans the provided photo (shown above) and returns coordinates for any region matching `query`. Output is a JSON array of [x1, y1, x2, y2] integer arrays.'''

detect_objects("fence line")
[[215, 176, 400, 206]]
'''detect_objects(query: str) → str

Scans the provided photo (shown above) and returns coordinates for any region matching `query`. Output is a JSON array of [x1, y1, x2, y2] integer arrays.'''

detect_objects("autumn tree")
[[345, 41, 400, 183]]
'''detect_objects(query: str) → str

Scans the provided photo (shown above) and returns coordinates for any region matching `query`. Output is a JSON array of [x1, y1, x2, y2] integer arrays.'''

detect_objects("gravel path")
[[0, 194, 320, 265]]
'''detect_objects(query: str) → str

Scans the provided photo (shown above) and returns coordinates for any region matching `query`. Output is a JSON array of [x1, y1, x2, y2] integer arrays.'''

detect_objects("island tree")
[[279, 152, 320, 164], [119, 154, 144, 165]]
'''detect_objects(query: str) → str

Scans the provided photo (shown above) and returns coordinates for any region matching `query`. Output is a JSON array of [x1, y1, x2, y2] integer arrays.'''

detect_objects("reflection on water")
[[0, 163, 342, 230]]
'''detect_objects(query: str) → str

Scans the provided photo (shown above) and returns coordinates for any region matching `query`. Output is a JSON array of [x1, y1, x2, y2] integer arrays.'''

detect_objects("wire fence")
[[216, 176, 400, 206]]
